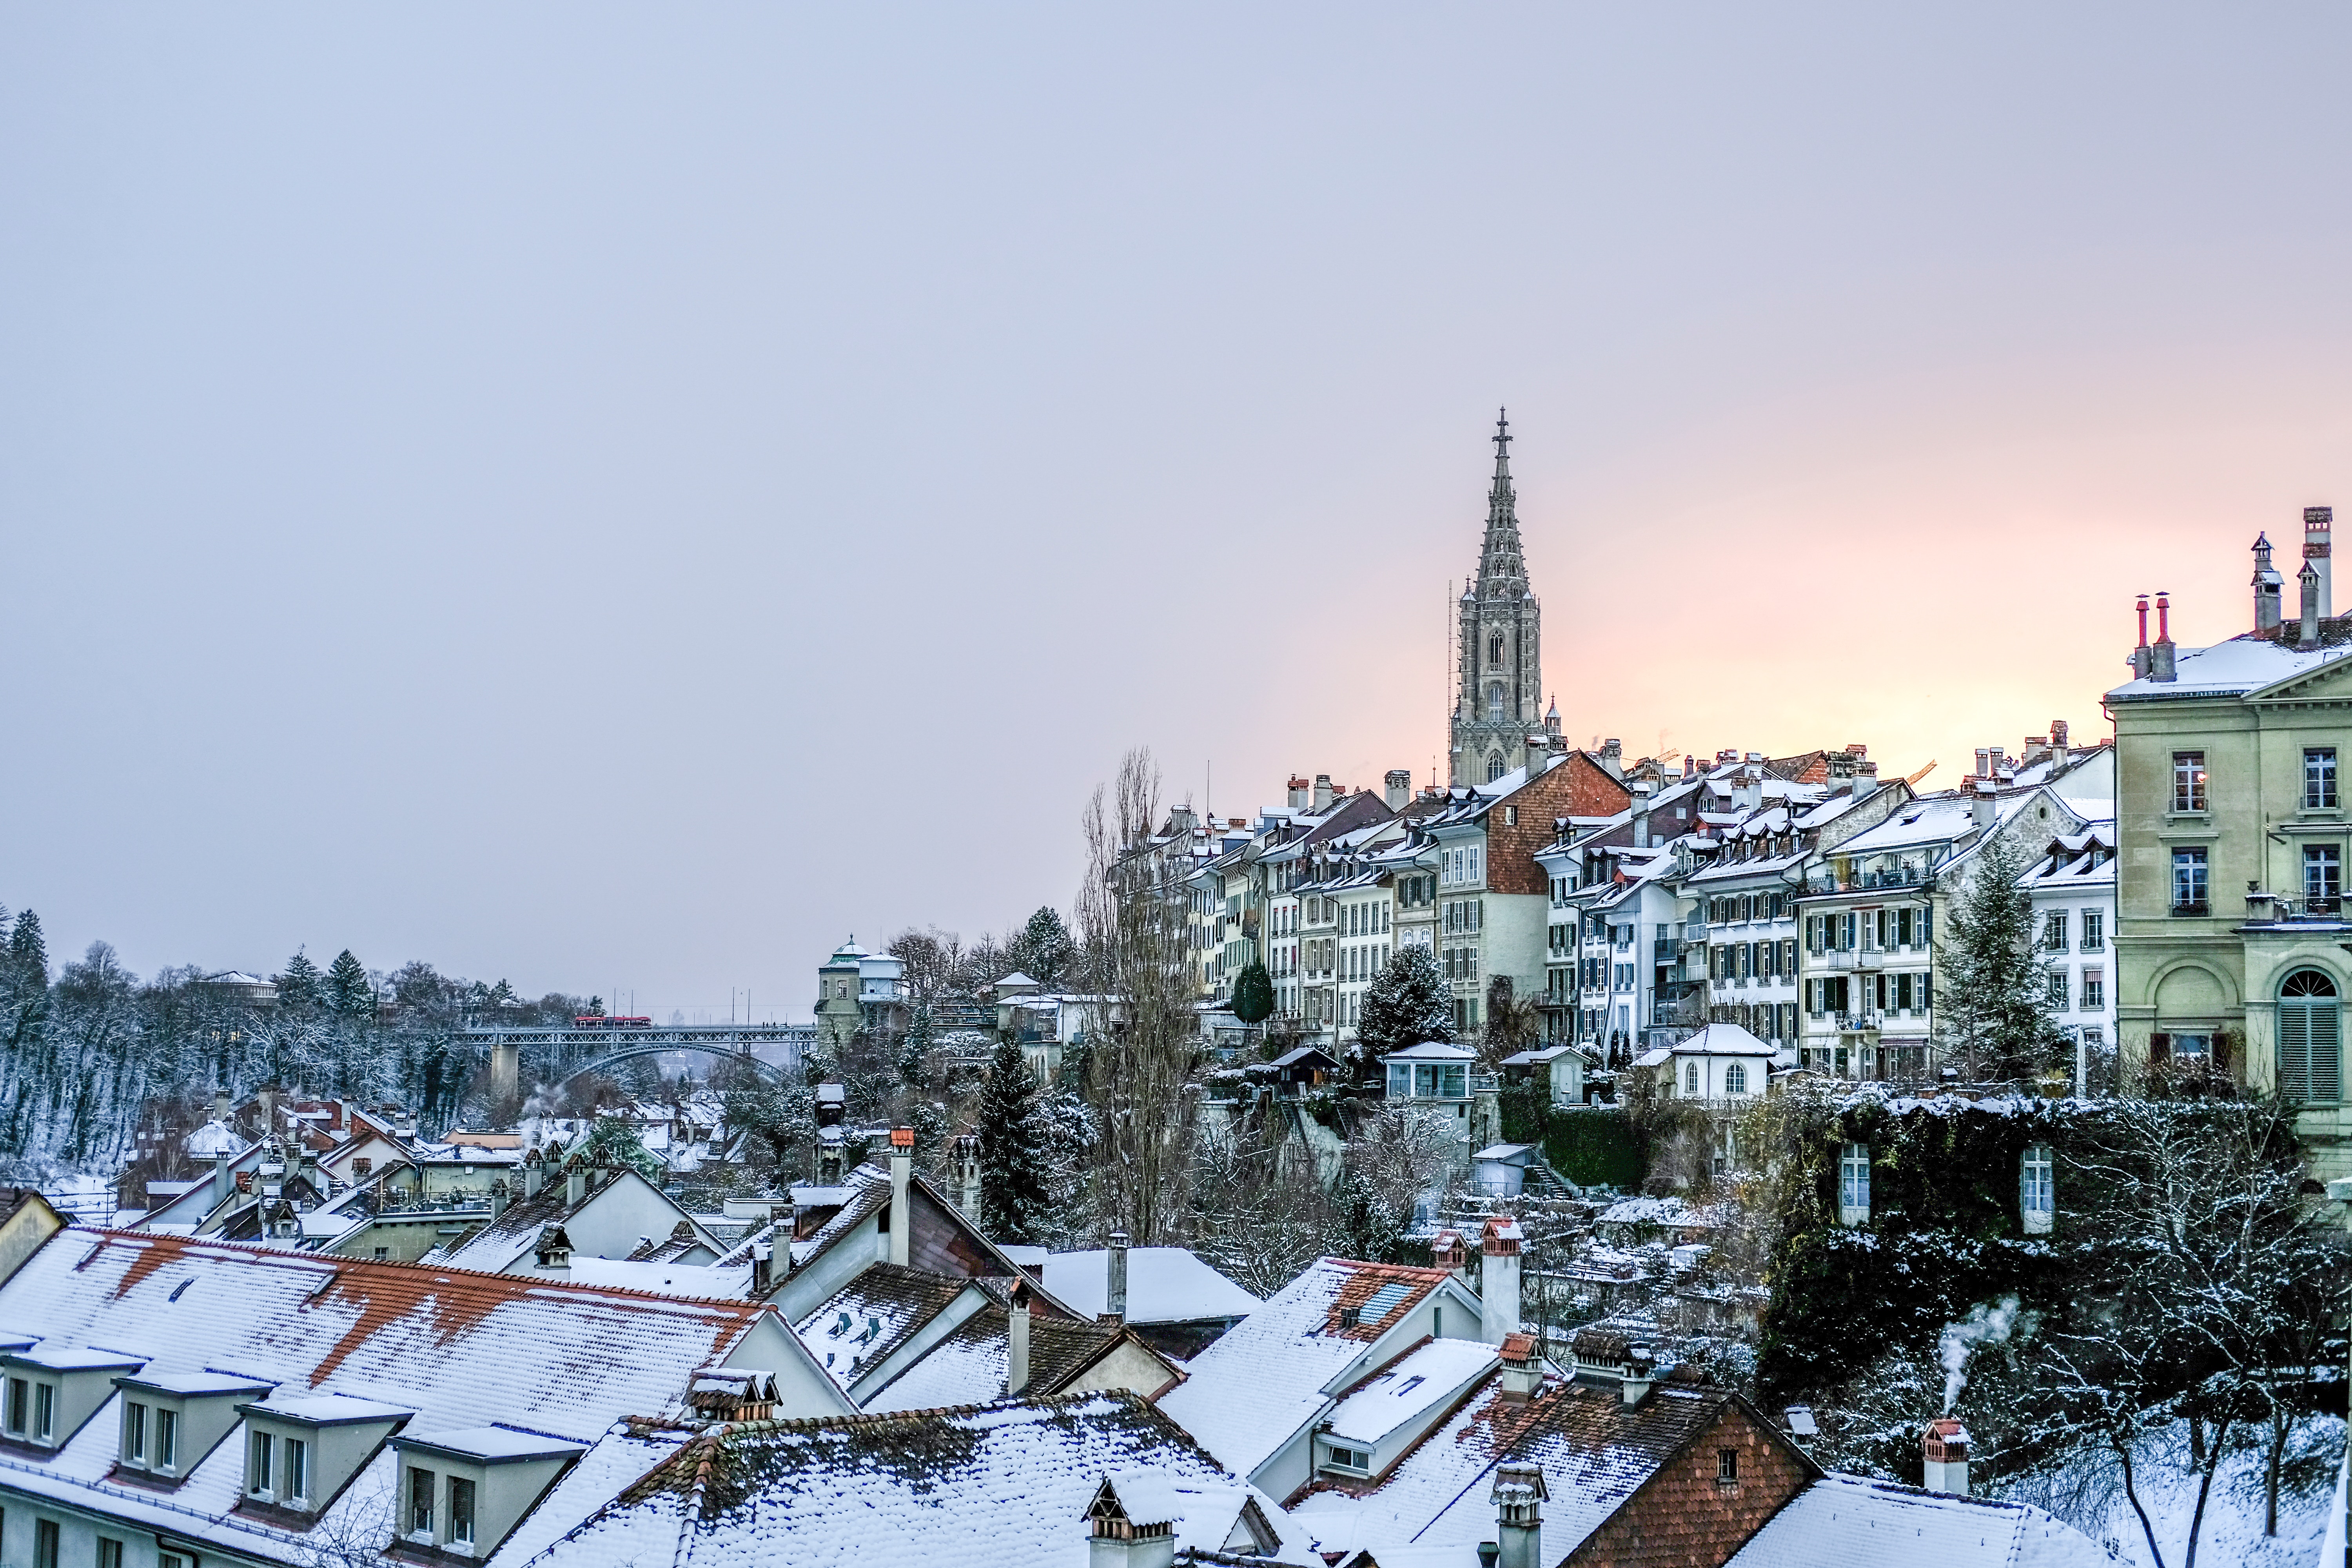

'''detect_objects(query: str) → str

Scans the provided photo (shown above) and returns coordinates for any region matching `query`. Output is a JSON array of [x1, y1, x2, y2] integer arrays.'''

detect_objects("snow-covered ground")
[[1998, 1414, 2343, 1568]]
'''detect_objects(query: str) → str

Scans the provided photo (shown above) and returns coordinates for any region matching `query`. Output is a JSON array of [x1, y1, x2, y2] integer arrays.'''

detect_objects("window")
[[2044, 968, 2067, 1008], [1684, 1062, 1700, 1094], [34, 1519, 58, 1568], [98, 1539, 123, 1568], [1486, 752, 1506, 782], [1718, 1448, 1739, 1482], [284, 1437, 308, 1504], [157, 1408, 178, 1469], [250, 1431, 274, 1495], [2305, 846, 2341, 906], [2280, 969, 2342, 1103], [2307, 747, 2339, 809], [2172, 848, 2208, 913], [449, 1476, 476, 1546], [33, 1381, 53, 1441], [2080, 909, 2105, 953], [1725, 1063, 1748, 1094], [125, 1401, 146, 1461], [2172, 752, 2207, 812], [161, 1556, 188, 1568], [352, 1158, 371, 1176], [2021, 1144, 2054, 1234], [1488, 630, 1504, 665], [1326, 1442, 1372, 1474], [409, 1467, 436, 1539], [2041, 911, 2068, 951], [1838, 1143, 1871, 1223], [5, 1376, 22, 1434], [2080, 969, 2104, 1011]]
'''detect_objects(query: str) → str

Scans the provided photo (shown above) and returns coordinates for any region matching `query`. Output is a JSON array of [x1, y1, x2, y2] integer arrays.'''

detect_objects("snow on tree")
[[277, 948, 325, 1011], [978, 1035, 1052, 1245], [1938, 837, 2069, 1080], [1229, 961, 1274, 1026], [1013, 906, 1075, 989], [8, 909, 47, 985], [896, 1005, 933, 1085], [1357, 945, 1455, 1060], [325, 949, 373, 1020]]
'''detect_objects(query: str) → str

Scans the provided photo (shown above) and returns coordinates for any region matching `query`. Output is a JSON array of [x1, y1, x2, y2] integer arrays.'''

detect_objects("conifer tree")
[[1015, 906, 1075, 988], [1358, 946, 1455, 1058], [277, 948, 325, 1009], [326, 949, 374, 1019], [897, 1005, 933, 1085], [1940, 837, 2067, 1080], [978, 1036, 1051, 1244], [1230, 962, 1274, 1026], [9, 909, 48, 985]]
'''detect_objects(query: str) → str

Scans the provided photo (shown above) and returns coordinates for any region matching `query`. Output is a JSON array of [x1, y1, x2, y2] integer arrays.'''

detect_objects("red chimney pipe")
[[2156, 593, 2171, 642], [2135, 595, 2150, 648]]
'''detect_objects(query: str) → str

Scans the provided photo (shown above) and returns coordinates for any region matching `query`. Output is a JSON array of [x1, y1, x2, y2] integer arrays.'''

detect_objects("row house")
[[1200, 777, 1395, 1029], [2023, 817, 2119, 1085], [1793, 745, 2111, 1081]]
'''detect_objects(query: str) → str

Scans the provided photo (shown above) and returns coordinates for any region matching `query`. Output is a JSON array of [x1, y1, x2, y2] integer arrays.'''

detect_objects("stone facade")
[[1451, 412, 1558, 787]]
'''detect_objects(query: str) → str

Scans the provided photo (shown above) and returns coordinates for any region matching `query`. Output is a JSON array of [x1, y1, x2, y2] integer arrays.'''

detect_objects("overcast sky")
[[4, 5, 2347, 1018]]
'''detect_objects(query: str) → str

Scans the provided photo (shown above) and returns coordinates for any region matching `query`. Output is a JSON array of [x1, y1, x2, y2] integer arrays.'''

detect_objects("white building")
[[2023, 818, 2118, 1090]]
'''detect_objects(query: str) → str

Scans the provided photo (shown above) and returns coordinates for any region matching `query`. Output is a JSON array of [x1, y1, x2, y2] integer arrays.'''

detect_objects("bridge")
[[456, 1023, 818, 1101]]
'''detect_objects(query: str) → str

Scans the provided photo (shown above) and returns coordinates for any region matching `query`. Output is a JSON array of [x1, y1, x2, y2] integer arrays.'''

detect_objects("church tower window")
[[1487, 753, 1507, 783], [1487, 684, 1506, 723], [1488, 630, 1504, 665]]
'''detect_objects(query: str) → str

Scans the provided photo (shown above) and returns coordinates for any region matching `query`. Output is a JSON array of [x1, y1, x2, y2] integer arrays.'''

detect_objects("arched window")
[[2280, 969, 2342, 1103], [1684, 1062, 1700, 1095], [1487, 684, 1506, 723], [2020, 1143, 2054, 1233], [1838, 1143, 1871, 1225], [1724, 1063, 1748, 1095], [1486, 753, 1507, 783], [1488, 630, 1504, 665]]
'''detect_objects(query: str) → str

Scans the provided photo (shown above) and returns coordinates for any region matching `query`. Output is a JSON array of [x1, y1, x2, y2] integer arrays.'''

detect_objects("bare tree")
[[1074, 747, 1199, 1244]]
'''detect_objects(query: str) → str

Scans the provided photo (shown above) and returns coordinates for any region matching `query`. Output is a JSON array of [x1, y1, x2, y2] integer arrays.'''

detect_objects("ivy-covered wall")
[[1754, 1091, 2290, 1406], [1499, 1085, 1646, 1189]]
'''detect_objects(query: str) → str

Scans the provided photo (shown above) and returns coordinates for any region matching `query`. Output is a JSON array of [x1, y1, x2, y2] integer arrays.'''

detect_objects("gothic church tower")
[[1449, 411, 1554, 786]]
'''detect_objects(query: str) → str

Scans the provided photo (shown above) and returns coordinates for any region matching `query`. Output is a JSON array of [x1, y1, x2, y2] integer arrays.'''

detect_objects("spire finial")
[[1493, 408, 1511, 468]]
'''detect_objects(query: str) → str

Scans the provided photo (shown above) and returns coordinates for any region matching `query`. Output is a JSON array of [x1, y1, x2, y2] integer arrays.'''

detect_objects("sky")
[[3, 5, 2348, 1019]]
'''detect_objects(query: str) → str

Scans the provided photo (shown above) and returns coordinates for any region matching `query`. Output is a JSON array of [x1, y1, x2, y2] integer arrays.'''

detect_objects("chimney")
[[534, 1224, 571, 1270], [1105, 1231, 1129, 1323], [1288, 775, 1310, 810], [1313, 774, 1334, 811], [212, 1145, 232, 1209], [2151, 593, 2177, 680], [750, 1241, 773, 1296], [1480, 1216, 1523, 1344], [817, 1127, 844, 1185], [2300, 560, 2322, 649], [1007, 1280, 1033, 1396], [522, 1147, 544, 1199], [2131, 594, 2152, 679], [1385, 769, 1412, 811], [1630, 784, 1654, 849], [1498, 1331, 1542, 1402], [887, 1127, 915, 1266], [955, 1134, 982, 1220], [2307, 505, 2332, 619], [2253, 533, 2285, 632], [1524, 733, 1548, 779], [1598, 739, 1623, 780], [1431, 1229, 1469, 1280], [1970, 782, 1996, 832], [1682, 754, 1698, 780], [1922, 1417, 1971, 1495], [2048, 719, 2069, 761], [489, 1180, 508, 1220], [566, 1161, 588, 1207], [212, 1087, 232, 1125], [1621, 1345, 1656, 1406], [1492, 1461, 1546, 1568]]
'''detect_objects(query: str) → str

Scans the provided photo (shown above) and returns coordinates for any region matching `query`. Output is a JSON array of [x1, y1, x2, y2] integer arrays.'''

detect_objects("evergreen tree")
[[1015, 906, 1075, 988], [1940, 837, 2068, 1080], [897, 1005, 933, 1085], [1230, 962, 1274, 1026], [1358, 946, 1455, 1058], [978, 1036, 1051, 1244], [9, 909, 48, 985], [325, 949, 373, 1019], [277, 948, 325, 1010]]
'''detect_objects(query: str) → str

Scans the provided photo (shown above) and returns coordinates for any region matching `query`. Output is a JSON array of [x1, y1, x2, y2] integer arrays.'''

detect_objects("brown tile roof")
[[1319, 1263, 1451, 1342]]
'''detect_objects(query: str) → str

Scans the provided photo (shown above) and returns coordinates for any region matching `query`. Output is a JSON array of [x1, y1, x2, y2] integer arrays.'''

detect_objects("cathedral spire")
[[1477, 408, 1526, 595], [1450, 410, 1543, 787]]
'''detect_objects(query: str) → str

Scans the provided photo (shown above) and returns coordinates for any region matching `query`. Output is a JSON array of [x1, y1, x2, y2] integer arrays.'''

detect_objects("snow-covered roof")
[[860, 1305, 1147, 1414], [1157, 1259, 1459, 1479], [1042, 1247, 1260, 1325], [2107, 621, 2352, 702], [525, 1392, 1321, 1568], [1379, 1041, 1478, 1062], [186, 1120, 243, 1159], [793, 1264, 979, 1391], [1646, 1022, 1778, 1059], [549, 1256, 750, 1298], [1596, 1195, 1723, 1231], [1324, 1338, 1497, 1446], [1472, 1144, 1538, 1164], [1725, 1472, 2113, 1567]]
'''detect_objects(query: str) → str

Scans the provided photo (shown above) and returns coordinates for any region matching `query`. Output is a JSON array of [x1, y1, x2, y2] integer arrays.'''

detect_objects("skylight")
[[1357, 1282, 1413, 1322]]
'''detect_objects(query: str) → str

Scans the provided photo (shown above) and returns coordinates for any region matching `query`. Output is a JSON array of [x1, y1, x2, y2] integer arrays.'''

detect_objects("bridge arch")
[[554, 1043, 794, 1089]]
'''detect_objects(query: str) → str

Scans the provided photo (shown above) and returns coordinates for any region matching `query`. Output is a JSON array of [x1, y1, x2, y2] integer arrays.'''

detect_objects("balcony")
[[2242, 893, 2345, 926]]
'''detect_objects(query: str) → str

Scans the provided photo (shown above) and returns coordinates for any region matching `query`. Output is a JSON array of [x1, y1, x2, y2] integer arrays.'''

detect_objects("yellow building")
[[2107, 514, 2351, 1174]]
